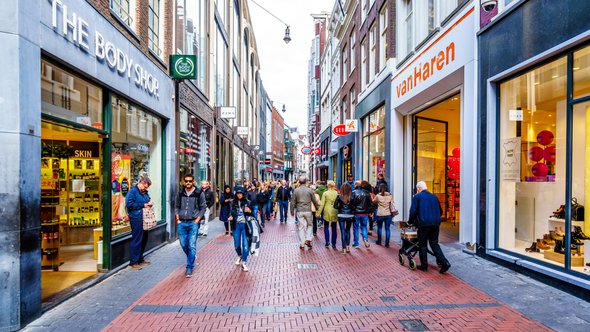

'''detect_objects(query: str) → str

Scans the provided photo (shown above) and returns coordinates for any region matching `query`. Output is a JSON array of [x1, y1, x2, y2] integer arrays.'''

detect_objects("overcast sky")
[[248, 0, 334, 135]]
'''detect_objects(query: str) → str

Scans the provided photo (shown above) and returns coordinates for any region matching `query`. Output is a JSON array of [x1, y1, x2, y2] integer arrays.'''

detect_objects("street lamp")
[[251, 0, 292, 44]]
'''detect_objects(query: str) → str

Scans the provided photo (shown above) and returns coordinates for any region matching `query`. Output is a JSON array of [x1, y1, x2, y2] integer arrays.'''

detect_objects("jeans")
[[297, 211, 314, 245], [312, 214, 318, 235], [130, 219, 148, 265], [338, 217, 354, 248], [258, 204, 267, 224], [279, 200, 289, 222], [354, 215, 369, 246], [324, 221, 337, 247], [178, 221, 200, 270], [199, 208, 210, 235], [252, 205, 259, 222], [375, 215, 392, 245], [233, 222, 250, 262], [417, 225, 449, 268], [266, 201, 272, 219]]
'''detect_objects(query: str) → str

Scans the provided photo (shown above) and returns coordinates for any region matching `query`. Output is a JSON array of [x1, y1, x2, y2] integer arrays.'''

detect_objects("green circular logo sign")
[[174, 57, 195, 78]]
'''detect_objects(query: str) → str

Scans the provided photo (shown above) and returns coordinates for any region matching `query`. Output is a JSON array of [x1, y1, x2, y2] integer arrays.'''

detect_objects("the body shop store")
[[37, 0, 172, 302]]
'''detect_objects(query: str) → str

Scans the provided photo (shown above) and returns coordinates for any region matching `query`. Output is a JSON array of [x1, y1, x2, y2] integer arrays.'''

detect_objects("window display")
[[179, 108, 212, 182], [362, 106, 386, 187], [111, 95, 162, 237]]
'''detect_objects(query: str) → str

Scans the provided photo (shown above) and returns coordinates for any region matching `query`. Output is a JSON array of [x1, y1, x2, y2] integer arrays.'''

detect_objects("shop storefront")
[[391, 4, 476, 245], [179, 108, 212, 183], [480, 0, 590, 288], [36, 0, 173, 306]]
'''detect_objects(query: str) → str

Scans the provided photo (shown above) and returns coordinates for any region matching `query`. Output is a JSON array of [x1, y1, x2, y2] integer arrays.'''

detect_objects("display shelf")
[[41, 222, 60, 226]]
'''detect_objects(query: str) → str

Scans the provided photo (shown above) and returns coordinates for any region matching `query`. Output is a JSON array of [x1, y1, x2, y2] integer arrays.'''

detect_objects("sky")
[[247, 0, 334, 136]]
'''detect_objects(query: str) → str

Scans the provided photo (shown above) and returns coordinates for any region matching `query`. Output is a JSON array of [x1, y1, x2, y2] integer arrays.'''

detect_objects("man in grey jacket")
[[175, 174, 207, 277], [291, 176, 320, 249]]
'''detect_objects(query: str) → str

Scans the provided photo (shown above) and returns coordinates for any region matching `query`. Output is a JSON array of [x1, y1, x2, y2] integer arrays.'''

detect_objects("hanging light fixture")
[[283, 26, 291, 44], [282, 104, 287, 113]]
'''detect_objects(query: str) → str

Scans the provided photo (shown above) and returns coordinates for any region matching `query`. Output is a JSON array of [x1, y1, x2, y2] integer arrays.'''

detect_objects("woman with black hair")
[[228, 189, 253, 272], [219, 185, 233, 235], [334, 183, 354, 254]]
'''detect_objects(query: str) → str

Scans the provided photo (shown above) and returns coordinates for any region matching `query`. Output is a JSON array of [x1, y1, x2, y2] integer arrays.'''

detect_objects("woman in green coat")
[[316, 181, 339, 248]]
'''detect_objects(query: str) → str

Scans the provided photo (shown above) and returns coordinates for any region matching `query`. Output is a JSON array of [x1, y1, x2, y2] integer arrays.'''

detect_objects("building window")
[[342, 97, 347, 121], [362, 106, 386, 186], [361, 37, 367, 90], [350, 31, 356, 72], [361, 0, 368, 22], [148, 0, 163, 56], [233, 1, 240, 61], [179, 108, 211, 182], [110, 0, 135, 28], [350, 88, 356, 119], [214, 23, 228, 106], [215, 0, 227, 26], [369, 23, 376, 82], [342, 45, 348, 82], [176, 0, 208, 93], [379, 5, 387, 71], [400, 0, 413, 58]]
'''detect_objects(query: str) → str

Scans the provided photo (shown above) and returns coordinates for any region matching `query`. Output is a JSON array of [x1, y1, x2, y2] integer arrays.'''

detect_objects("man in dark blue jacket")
[[409, 181, 451, 273]]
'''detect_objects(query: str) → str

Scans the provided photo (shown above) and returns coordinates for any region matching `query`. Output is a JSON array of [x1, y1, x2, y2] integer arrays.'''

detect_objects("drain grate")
[[380, 296, 397, 303], [297, 263, 318, 270], [399, 319, 429, 331]]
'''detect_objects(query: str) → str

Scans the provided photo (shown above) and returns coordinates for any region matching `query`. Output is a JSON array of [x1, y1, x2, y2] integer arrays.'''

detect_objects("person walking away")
[[350, 180, 373, 249], [199, 181, 215, 237], [315, 181, 326, 228], [291, 176, 320, 249], [374, 173, 389, 193], [276, 180, 291, 223], [334, 183, 354, 253], [219, 185, 233, 235], [175, 175, 207, 277], [257, 183, 271, 226], [267, 182, 276, 221], [310, 184, 321, 236], [373, 184, 395, 247], [125, 175, 153, 270], [228, 189, 253, 272], [361, 181, 375, 235], [247, 183, 259, 222], [409, 181, 451, 273], [316, 181, 338, 249]]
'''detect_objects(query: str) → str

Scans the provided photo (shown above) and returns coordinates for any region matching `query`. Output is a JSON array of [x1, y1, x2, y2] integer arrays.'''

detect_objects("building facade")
[[271, 106, 286, 180]]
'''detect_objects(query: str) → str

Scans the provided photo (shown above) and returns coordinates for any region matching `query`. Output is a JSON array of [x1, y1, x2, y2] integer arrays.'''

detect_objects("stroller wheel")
[[398, 251, 404, 265], [408, 258, 416, 270]]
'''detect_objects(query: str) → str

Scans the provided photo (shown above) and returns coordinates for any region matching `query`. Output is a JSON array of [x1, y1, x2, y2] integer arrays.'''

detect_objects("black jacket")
[[203, 187, 215, 209], [229, 198, 253, 230], [219, 187, 234, 208], [334, 195, 354, 215], [246, 189, 258, 205], [175, 187, 207, 220], [350, 188, 373, 214], [257, 189, 271, 205], [276, 186, 291, 201]]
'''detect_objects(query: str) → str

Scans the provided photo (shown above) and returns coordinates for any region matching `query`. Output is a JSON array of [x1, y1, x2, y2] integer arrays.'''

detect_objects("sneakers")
[[364, 240, 370, 248], [186, 268, 193, 278], [241, 262, 249, 272], [235, 256, 242, 265], [139, 259, 151, 265], [305, 240, 313, 249], [129, 264, 142, 270]]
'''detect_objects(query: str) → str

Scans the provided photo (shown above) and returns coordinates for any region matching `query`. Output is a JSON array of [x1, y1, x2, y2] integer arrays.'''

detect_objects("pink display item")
[[528, 146, 544, 162], [544, 146, 556, 163], [532, 163, 549, 177], [537, 130, 554, 146], [452, 147, 461, 157]]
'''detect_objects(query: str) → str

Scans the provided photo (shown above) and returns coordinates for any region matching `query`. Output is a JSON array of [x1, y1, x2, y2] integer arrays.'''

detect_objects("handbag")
[[389, 198, 399, 217], [142, 206, 157, 230]]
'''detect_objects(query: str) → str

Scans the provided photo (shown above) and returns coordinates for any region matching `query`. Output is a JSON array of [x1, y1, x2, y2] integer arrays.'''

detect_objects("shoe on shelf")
[[554, 240, 565, 254], [235, 256, 242, 265], [139, 259, 151, 265], [525, 241, 538, 253], [364, 240, 370, 248], [241, 262, 249, 272], [549, 230, 563, 241], [555, 227, 565, 237], [542, 234, 555, 246], [186, 268, 193, 278], [536, 239, 550, 250], [439, 263, 451, 274], [129, 264, 142, 270], [573, 226, 590, 240]]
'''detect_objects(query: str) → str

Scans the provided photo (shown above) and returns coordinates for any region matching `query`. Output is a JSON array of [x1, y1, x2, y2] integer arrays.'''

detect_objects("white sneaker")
[[235, 256, 242, 265], [241, 262, 249, 272]]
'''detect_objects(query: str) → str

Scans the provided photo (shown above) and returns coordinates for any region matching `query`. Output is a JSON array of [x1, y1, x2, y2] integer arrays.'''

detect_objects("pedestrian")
[[310, 184, 321, 236], [267, 181, 276, 221], [233, 179, 245, 195], [228, 189, 253, 272], [315, 181, 326, 228], [125, 175, 153, 270], [374, 173, 389, 193], [346, 174, 355, 187], [276, 180, 291, 223], [409, 181, 451, 273], [291, 176, 320, 249], [257, 183, 271, 226], [219, 185, 233, 235], [199, 180, 215, 237], [360, 181, 375, 235], [350, 180, 373, 249], [175, 174, 207, 277], [334, 183, 354, 253], [247, 183, 259, 221], [316, 180, 338, 249], [373, 184, 395, 247]]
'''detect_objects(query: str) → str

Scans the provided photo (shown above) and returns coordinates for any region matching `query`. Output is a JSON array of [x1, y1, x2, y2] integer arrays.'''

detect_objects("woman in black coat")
[[219, 185, 233, 235]]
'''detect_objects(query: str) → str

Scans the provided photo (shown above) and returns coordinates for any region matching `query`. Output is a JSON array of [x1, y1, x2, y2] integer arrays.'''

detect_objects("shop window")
[[179, 108, 212, 183], [574, 45, 590, 100], [41, 60, 103, 129], [111, 95, 163, 237], [498, 56, 566, 266], [363, 106, 386, 186]]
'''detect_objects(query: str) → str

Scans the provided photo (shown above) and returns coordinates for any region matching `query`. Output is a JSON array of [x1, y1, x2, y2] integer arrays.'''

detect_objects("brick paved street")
[[100, 218, 549, 332]]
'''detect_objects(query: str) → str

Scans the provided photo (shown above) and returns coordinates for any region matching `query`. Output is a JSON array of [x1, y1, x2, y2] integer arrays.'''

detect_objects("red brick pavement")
[[103, 218, 552, 332]]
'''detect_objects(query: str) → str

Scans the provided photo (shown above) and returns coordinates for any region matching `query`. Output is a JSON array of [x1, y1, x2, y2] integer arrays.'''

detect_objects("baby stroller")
[[397, 221, 439, 270]]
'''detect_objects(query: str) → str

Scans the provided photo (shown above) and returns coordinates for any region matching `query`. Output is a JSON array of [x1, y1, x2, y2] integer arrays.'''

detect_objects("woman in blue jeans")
[[372, 184, 395, 247], [334, 183, 354, 253], [228, 189, 253, 272]]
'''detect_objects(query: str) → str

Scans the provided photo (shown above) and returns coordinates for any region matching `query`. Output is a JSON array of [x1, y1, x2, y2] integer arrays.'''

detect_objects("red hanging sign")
[[333, 124, 351, 136]]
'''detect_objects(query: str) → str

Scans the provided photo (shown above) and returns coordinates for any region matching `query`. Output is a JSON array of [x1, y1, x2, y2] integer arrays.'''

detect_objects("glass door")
[[413, 116, 448, 217]]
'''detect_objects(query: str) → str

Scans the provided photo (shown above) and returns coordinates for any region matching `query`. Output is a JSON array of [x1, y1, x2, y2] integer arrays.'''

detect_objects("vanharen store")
[[1, 0, 175, 329]]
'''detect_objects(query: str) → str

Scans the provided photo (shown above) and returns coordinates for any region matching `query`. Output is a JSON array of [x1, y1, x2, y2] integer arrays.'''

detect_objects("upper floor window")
[[361, 37, 367, 90], [379, 5, 387, 71], [148, 0, 163, 57], [215, 0, 227, 27], [361, 0, 368, 22], [350, 31, 356, 72], [369, 23, 377, 82], [110, 0, 136, 28], [233, 2, 240, 61], [342, 45, 348, 83], [175, 0, 208, 93]]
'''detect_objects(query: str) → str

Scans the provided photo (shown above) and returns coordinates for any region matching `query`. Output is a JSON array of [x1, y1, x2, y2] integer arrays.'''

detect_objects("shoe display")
[[554, 240, 564, 254], [573, 226, 590, 240], [552, 205, 565, 218], [235, 256, 242, 265], [525, 242, 538, 253], [536, 239, 550, 250], [542, 234, 555, 246], [555, 227, 565, 237], [550, 230, 563, 241]]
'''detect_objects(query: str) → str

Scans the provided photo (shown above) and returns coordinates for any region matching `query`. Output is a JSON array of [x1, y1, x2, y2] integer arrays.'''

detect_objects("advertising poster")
[[112, 153, 131, 221], [501, 137, 521, 181]]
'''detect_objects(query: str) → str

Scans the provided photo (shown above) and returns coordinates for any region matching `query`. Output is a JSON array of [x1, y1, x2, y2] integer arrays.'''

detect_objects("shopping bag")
[[143, 207, 157, 230]]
